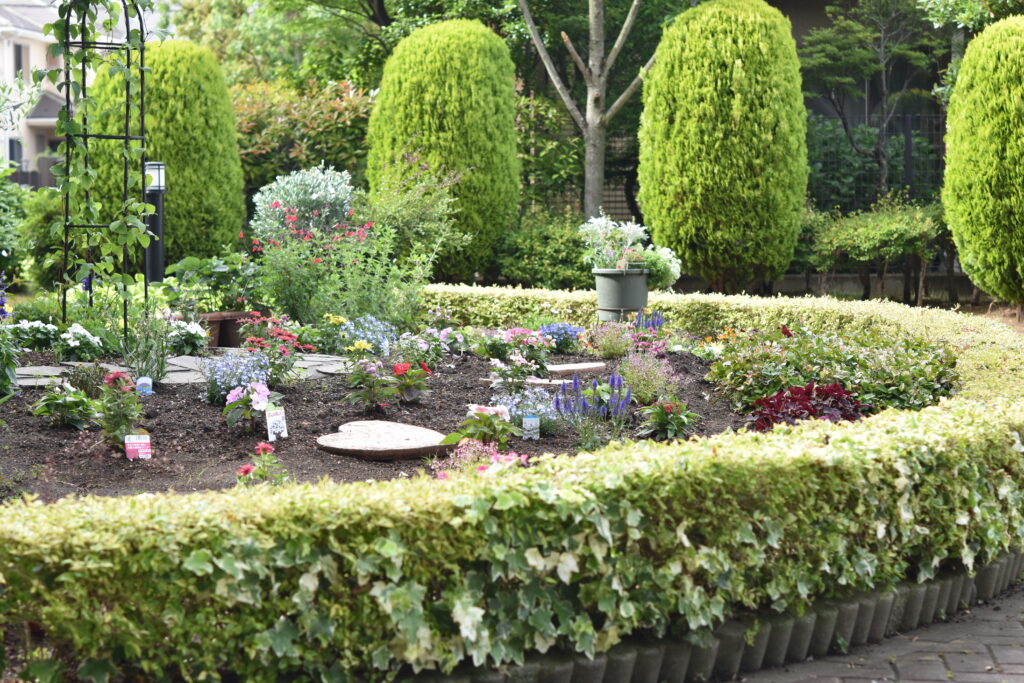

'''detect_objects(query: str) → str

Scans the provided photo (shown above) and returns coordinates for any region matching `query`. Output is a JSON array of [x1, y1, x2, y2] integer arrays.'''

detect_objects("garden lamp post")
[[144, 161, 166, 282]]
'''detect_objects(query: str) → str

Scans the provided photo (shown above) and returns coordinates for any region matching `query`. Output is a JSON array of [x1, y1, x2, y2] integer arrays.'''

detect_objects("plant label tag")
[[266, 406, 288, 442], [523, 415, 540, 440], [125, 434, 152, 460]]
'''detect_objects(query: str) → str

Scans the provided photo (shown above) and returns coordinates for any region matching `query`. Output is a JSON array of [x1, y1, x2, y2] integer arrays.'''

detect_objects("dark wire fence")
[[598, 113, 947, 222]]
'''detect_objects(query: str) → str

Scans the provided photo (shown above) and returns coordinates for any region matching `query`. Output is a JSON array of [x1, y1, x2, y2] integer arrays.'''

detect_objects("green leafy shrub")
[[91, 40, 245, 263], [943, 15, 1024, 305], [232, 80, 373, 200], [515, 93, 582, 206], [15, 188, 63, 290], [0, 169, 26, 280], [31, 385, 97, 430], [2, 291, 1024, 678], [707, 324, 958, 412], [367, 19, 520, 281], [636, 397, 701, 440], [812, 195, 940, 284], [638, 0, 808, 292], [497, 206, 591, 291]]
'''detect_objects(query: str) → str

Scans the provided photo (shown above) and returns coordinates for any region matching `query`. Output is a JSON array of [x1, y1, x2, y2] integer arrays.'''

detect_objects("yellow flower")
[[346, 340, 372, 353], [323, 313, 348, 325]]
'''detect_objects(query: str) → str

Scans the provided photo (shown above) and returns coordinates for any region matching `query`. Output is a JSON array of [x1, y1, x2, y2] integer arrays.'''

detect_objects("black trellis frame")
[[60, 0, 148, 340]]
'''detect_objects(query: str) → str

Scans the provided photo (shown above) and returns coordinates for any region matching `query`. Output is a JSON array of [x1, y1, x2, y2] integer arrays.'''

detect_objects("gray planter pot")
[[786, 612, 817, 663], [899, 583, 928, 632], [712, 621, 748, 680], [538, 655, 574, 683], [809, 604, 838, 658], [975, 561, 1001, 602], [507, 661, 541, 682], [919, 583, 942, 625], [593, 268, 649, 322], [631, 643, 666, 683], [762, 614, 795, 669], [659, 638, 692, 683], [831, 600, 860, 653], [570, 654, 607, 683], [945, 574, 965, 618], [885, 584, 910, 638], [935, 575, 954, 621], [604, 643, 637, 682], [869, 590, 896, 643], [685, 636, 720, 683], [997, 555, 1014, 594], [739, 621, 773, 673], [850, 594, 878, 647]]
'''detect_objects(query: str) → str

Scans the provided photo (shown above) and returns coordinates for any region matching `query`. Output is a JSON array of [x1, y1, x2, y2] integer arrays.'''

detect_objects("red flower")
[[236, 463, 256, 477], [780, 325, 794, 338], [104, 371, 131, 387], [254, 442, 274, 455], [270, 200, 281, 209], [393, 362, 411, 376], [238, 231, 244, 239], [313, 258, 322, 264], [419, 362, 432, 375]]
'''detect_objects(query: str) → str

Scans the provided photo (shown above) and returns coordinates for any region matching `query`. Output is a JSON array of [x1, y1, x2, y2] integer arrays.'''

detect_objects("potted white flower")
[[578, 216, 681, 321]]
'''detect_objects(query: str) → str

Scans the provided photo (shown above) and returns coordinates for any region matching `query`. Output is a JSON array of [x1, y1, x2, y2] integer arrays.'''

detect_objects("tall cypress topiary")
[[91, 40, 245, 264], [367, 19, 520, 282], [638, 0, 807, 292], [943, 16, 1024, 308]]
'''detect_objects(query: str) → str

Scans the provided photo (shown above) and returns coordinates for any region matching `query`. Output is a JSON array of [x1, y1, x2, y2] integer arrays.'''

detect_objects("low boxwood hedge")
[[2, 286, 1024, 680]]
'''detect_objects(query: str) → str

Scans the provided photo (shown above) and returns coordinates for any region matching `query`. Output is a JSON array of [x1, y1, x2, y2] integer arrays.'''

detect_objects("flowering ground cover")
[[0, 350, 743, 501]]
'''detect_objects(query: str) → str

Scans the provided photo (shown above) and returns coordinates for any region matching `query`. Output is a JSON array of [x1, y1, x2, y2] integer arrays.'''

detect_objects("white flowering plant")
[[578, 215, 649, 269], [8, 319, 60, 351], [168, 319, 208, 356], [55, 323, 105, 362]]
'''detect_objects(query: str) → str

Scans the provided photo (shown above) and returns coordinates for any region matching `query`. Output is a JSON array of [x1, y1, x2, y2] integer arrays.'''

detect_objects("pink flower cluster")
[[226, 382, 271, 411], [466, 404, 511, 420], [502, 327, 552, 348], [432, 440, 528, 479]]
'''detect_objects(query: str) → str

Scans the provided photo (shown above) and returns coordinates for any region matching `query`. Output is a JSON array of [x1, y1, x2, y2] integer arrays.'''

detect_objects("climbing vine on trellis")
[[35, 0, 159, 334]]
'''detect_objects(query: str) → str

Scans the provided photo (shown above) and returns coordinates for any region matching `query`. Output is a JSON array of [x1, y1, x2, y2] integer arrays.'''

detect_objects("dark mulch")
[[0, 352, 745, 502]]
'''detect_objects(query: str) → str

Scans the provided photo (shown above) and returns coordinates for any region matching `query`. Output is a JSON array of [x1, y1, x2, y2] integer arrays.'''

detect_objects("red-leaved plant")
[[751, 382, 870, 432]]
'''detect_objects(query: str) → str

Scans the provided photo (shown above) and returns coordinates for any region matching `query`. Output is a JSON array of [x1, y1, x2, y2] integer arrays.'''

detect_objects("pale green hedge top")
[[2, 286, 1024, 677], [422, 284, 1024, 402]]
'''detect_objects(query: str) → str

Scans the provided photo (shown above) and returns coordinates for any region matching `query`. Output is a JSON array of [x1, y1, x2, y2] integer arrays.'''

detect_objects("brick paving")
[[743, 588, 1024, 683]]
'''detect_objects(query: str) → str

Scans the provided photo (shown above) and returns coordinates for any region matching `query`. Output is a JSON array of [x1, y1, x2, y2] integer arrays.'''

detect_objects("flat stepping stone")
[[17, 375, 63, 387], [60, 361, 130, 373], [16, 366, 65, 376], [159, 371, 205, 384], [319, 362, 353, 375], [547, 362, 607, 376], [316, 421, 455, 461], [167, 355, 205, 371], [478, 376, 563, 388], [300, 354, 347, 363]]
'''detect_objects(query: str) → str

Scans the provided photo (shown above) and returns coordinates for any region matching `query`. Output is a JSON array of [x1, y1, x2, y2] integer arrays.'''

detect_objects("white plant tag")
[[266, 405, 288, 442], [125, 434, 152, 460]]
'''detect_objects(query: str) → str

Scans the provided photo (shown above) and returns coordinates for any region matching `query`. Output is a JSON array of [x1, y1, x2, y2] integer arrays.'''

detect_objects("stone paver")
[[743, 590, 1024, 682], [16, 352, 351, 387]]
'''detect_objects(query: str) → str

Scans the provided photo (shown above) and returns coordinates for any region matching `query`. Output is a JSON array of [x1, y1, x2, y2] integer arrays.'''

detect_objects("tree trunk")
[[583, 123, 607, 218], [945, 243, 958, 304], [902, 258, 913, 304], [916, 253, 926, 307], [859, 263, 871, 300]]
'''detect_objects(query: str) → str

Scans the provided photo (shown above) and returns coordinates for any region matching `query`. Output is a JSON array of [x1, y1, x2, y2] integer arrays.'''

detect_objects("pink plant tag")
[[125, 434, 152, 460]]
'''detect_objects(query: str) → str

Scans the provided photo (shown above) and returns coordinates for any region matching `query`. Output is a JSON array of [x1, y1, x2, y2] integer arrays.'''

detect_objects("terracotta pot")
[[198, 311, 251, 347]]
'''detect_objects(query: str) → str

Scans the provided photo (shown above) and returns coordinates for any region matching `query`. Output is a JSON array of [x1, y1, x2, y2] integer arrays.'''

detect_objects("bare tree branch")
[[517, 0, 585, 131], [561, 32, 592, 87], [602, 52, 654, 125], [605, 0, 642, 76]]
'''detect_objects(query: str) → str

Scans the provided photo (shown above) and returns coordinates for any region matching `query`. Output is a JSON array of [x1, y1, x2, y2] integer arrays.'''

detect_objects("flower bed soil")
[[0, 352, 745, 502]]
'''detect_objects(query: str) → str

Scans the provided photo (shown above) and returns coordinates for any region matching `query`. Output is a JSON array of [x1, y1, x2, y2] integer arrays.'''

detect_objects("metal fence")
[[598, 113, 947, 221]]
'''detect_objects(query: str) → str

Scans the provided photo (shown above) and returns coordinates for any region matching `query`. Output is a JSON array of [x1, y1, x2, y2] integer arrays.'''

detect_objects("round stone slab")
[[316, 421, 455, 461]]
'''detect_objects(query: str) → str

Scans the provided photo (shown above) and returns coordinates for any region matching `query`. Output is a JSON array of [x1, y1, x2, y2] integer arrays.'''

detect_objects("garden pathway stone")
[[16, 375, 63, 387], [743, 588, 1024, 682], [60, 361, 130, 373], [167, 356, 205, 371], [160, 371, 206, 385], [316, 421, 455, 460], [547, 362, 607, 376], [15, 366, 64, 376], [478, 376, 565, 388]]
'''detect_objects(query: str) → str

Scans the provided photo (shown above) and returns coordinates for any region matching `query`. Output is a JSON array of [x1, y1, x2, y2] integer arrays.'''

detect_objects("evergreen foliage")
[[91, 40, 245, 264], [367, 19, 520, 282], [943, 16, 1024, 306], [638, 0, 807, 292]]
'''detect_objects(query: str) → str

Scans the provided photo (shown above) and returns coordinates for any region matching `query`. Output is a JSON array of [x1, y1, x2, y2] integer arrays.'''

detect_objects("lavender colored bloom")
[[0, 271, 8, 320]]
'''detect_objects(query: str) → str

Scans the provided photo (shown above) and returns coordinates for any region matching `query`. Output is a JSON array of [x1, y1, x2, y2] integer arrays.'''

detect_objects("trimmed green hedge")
[[2, 286, 1024, 679]]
